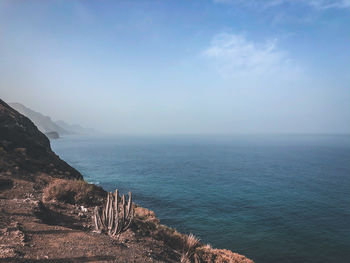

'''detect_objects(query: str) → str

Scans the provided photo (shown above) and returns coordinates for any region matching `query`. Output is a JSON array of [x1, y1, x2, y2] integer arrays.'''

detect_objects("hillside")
[[0, 100, 82, 179], [0, 99, 254, 263]]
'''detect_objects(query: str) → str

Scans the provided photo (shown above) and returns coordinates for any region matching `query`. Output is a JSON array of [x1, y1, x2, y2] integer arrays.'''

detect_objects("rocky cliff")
[[1, 99, 82, 180]]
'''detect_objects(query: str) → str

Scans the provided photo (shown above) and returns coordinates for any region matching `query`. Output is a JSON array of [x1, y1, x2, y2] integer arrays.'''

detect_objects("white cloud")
[[307, 0, 350, 9], [268, 0, 350, 9], [213, 0, 233, 3], [202, 33, 300, 79], [213, 0, 350, 9], [315, 0, 350, 9]]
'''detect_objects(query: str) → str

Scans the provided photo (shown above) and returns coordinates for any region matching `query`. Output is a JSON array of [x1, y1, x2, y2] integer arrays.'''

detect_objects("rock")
[[80, 206, 88, 212], [0, 178, 13, 190]]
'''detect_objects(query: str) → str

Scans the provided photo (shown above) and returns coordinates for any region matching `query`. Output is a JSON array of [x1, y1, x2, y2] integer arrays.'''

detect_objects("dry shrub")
[[180, 254, 191, 263], [185, 233, 200, 251], [196, 247, 254, 263], [43, 179, 105, 206], [134, 206, 160, 224], [203, 243, 212, 250], [181, 233, 201, 263], [156, 225, 185, 251]]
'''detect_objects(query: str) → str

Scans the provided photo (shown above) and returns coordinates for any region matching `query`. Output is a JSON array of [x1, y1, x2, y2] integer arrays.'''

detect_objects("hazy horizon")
[[1, 0, 349, 135]]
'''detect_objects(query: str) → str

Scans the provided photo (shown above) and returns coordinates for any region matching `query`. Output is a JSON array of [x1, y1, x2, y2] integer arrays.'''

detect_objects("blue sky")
[[1, 0, 349, 134]]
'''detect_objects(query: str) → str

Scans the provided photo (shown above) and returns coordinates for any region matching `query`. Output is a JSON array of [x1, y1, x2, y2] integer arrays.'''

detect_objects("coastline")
[[0, 99, 253, 262]]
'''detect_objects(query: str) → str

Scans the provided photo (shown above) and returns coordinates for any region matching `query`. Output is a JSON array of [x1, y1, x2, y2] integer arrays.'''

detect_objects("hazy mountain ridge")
[[9, 102, 95, 136], [9, 103, 69, 135]]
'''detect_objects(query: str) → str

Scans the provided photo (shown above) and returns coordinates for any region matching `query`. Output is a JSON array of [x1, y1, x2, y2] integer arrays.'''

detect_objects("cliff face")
[[0, 99, 254, 263], [0, 99, 82, 180]]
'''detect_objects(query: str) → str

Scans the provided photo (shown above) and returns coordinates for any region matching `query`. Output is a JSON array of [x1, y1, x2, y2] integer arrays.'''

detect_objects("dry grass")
[[196, 247, 255, 263], [42, 179, 105, 206], [180, 254, 191, 263], [181, 233, 201, 263], [116, 206, 254, 262], [186, 233, 200, 250], [203, 243, 212, 250]]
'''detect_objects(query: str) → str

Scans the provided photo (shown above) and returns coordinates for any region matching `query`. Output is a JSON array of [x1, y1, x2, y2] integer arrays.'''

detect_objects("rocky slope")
[[0, 99, 254, 263], [1, 100, 82, 181]]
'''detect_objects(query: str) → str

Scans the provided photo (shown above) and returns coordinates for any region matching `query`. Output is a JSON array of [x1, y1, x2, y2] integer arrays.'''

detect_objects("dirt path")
[[0, 198, 179, 262]]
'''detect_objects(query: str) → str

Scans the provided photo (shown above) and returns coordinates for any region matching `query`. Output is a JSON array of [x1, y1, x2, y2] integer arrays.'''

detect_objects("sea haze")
[[51, 134, 350, 263]]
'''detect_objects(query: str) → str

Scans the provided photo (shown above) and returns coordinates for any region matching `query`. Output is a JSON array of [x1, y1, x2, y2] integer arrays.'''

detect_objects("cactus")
[[93, 189, 134, 237]]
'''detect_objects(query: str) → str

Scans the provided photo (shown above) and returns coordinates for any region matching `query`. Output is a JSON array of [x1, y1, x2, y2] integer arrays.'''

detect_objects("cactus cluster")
[[93, 189, 134, 237]]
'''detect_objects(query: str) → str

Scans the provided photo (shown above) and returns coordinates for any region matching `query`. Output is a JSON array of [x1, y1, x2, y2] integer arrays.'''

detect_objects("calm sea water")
[[51, 134, 350, 263]]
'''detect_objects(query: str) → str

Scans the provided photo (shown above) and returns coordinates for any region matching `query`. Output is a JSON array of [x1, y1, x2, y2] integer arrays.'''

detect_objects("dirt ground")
[[0, 177, 253, 263]]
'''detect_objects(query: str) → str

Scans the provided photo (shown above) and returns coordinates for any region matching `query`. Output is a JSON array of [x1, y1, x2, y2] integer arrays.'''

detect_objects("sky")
[[0, 0, 349, 134]]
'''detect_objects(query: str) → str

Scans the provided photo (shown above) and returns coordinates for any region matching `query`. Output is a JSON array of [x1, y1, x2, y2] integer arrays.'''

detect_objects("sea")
[[51, 134, 350, 263]]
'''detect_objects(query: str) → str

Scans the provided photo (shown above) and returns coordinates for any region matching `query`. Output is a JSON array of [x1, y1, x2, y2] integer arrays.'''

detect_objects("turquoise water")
[[51, 135, 350, 263]]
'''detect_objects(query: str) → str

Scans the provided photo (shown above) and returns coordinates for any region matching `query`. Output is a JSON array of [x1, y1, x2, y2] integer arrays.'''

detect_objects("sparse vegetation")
[[93, 189, 134, 237], [181, 233, 201, 263], [42, 179, 104, 206]]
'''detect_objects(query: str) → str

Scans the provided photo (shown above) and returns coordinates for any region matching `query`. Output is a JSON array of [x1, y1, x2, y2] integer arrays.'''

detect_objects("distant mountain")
[[55, 120, 97, 135], [9, 103, 71, 135], [45, 131, 60, 139], [9, 102, 97, 136]]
